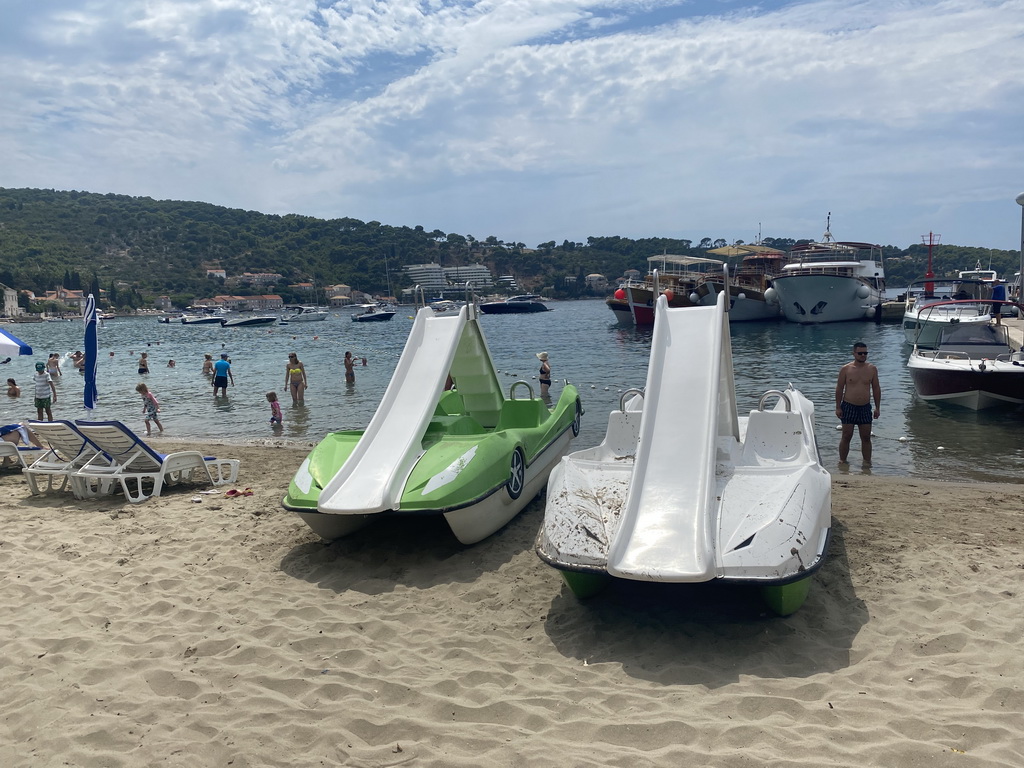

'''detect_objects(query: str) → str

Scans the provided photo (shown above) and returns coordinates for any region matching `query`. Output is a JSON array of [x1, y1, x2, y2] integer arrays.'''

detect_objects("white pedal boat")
[[535, 285, 832, 615]]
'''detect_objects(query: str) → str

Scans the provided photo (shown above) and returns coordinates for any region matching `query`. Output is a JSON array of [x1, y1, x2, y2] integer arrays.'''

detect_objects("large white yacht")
[[765, 217, 885, 324]]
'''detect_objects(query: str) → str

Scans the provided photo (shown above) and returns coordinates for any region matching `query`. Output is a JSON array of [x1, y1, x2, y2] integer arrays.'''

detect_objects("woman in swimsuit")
[[536, 351, 551, 397], [284, 352, 307, 404], [202, 354, 214, 376], [46, 354, 61, 378], [137, 351, 149, 375]]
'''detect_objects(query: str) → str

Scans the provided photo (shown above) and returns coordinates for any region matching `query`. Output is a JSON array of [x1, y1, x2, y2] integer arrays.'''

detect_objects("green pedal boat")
[[283, 301, 582, 544]]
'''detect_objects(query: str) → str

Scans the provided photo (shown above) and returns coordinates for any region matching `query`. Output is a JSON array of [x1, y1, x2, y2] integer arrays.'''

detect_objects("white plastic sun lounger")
[[73, 420, 240, 503], [24, 420, 114, 496], [0, 441, 42, 470]]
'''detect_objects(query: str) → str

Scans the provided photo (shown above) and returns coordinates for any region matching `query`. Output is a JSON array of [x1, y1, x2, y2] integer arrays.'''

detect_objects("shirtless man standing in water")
[[835, 342, 881, 465]]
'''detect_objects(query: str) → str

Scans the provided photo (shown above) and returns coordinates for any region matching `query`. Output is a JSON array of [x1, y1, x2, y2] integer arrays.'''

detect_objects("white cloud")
[[1, 0, 1022, 249]]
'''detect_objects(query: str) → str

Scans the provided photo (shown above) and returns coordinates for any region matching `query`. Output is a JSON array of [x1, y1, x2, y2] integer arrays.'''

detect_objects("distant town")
[[0, 263, 619, 320]]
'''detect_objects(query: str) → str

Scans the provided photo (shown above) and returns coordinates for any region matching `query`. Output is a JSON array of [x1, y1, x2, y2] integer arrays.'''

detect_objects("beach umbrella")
[[0, 327, 32, 359], [83, 294, 98, 410]]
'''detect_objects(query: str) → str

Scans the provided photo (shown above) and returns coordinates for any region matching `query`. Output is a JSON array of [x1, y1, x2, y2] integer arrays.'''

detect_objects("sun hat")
[[536, 352, 549, 361], [35, 362, 45, 371]]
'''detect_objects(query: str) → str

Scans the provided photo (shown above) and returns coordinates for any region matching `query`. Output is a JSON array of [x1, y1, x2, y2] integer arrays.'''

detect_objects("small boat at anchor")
[[220, 313, 279, 328], [180, 311, 227, 325], [907, 300, 1024, 410], [478, 295, 551, 314], [901, 277, 994, 347], [281, 305, 329, 324], [351, 303, 397, 322], [536, 276, 831, 615]]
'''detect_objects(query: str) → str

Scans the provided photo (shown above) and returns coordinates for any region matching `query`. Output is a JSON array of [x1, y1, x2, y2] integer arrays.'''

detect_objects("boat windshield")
[[937, 322, 1011, 348]]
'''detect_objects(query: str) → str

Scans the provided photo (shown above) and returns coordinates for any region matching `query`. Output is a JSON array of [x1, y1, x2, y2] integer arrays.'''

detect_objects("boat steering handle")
[[758, 389, 792, 412], [619, 388, 645, 411]]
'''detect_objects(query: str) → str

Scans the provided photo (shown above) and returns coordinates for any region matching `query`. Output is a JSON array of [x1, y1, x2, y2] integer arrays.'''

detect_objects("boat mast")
[[822, 212, 834, 244], [922, 231, 939, 294]]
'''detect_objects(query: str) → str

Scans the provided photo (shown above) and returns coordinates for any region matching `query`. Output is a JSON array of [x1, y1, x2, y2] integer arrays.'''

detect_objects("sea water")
[[2, 302, 1023, 483]]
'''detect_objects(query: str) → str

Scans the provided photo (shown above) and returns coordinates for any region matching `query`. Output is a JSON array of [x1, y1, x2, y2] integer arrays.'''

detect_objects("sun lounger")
[[24, 420, 114, 495], [0, 441, 42, 470], [74, 420, 240, 503]]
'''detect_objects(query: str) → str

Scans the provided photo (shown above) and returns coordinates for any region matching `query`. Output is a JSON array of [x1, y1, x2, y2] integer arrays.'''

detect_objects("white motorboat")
[[429, 300, 463, 315], [220, 313, 279, 328], [351, 303, 397, 322], [901, 277, 993, 347], [536, 283, 832, 615], [907, 301, 1024, 410], [180, 312, 226, 325], [478, 295, 551, 314], [765, 218, 885, 324], [281, 305, 329, 324]]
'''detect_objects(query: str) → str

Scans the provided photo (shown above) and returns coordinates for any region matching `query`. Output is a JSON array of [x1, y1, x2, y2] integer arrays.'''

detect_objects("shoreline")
[[1, 444, 1023, 766]]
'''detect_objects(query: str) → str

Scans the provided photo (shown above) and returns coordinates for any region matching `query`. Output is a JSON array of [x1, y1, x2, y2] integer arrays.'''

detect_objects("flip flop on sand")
[[225, 488, 253, 497]]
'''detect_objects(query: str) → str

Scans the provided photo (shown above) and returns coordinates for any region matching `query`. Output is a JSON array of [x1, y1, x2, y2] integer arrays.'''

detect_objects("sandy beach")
[[1, 441, 1022, 767]]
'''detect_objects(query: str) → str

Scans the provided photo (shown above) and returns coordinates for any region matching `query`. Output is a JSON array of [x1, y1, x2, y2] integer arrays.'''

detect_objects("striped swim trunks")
[[840, 401, 872, 425]]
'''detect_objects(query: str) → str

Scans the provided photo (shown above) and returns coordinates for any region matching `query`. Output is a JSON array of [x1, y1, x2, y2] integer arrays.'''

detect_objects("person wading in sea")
[[835, 342, 881, 465]]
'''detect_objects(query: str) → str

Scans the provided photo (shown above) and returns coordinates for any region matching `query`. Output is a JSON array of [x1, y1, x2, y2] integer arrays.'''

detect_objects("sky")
[[3, 0, 1024, 252]]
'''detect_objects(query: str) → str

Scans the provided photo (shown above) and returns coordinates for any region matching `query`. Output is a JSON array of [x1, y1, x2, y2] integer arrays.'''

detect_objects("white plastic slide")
[[607, 291, 738, 581], [318, 306, 466, 515]]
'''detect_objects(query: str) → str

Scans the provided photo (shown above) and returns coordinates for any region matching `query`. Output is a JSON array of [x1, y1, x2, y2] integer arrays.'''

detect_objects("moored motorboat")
[[907, 301, 1024, 410], [281, 305, 329, 324], [765, 218, 885, 324], [180, 312, 227, 325], [351, 303, 397, 322], [283, 301, 583, 544], [901, 277, 993, 347], [535, 282, 831, 615], [429, 300, 463, 315], [478, 295, 550, 314], [220, 314, 279, 327]]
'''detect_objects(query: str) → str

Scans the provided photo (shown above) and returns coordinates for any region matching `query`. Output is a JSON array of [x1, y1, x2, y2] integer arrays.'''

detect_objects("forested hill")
[[0, 187, 1019, 308]]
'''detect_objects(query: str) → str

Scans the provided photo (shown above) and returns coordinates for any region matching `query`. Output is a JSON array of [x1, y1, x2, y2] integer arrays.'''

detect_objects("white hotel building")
[[402, 263, 495, 299]]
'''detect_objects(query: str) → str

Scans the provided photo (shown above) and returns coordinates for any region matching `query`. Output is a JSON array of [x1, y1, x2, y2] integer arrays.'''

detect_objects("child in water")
[[267, 391, 283, 426], [135, 383, 163, 436]]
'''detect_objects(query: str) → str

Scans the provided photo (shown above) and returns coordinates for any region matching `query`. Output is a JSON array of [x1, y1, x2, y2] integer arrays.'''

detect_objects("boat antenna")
[[822, 212, 833, 243]]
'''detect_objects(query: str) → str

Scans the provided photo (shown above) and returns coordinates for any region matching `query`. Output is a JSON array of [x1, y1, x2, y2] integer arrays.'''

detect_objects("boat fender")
[[689, 292, 699, 304], [663, 290, 674, 302]]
